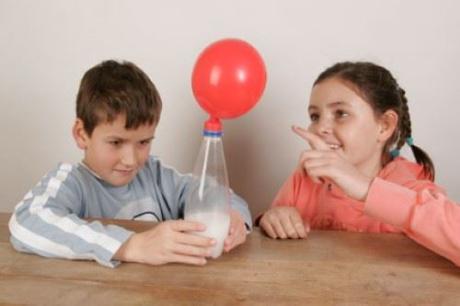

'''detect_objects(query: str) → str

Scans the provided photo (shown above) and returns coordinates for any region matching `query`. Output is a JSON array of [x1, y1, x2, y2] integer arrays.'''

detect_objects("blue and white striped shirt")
[[9, 156, 252, 267]]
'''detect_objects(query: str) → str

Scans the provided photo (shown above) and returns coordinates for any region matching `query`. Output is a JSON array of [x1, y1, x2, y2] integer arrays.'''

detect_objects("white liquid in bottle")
[[186, 211, 230, 258]]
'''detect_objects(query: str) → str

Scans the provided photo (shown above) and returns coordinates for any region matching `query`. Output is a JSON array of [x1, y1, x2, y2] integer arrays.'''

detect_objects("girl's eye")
[[309, 113, 319, 122], [335, 110, 349, 119]]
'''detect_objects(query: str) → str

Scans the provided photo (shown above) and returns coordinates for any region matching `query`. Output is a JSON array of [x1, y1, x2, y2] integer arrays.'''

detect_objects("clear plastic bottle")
[[184, 118, 231, 258]]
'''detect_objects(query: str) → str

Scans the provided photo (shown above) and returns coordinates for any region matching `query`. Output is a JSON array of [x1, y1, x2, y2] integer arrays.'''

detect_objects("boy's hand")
[[259, 206, 309, 239], [292, 125, 372, 201], [114, 220, 215, 266], [223, 209, 248, 252]]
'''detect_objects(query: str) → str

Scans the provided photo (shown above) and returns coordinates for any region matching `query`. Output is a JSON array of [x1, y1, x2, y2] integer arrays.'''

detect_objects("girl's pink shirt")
[[272, 157, 460, 266]]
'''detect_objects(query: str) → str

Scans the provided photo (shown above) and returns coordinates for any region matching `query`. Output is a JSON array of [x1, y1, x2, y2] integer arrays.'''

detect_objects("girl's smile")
[[308, 77, 387, 178]]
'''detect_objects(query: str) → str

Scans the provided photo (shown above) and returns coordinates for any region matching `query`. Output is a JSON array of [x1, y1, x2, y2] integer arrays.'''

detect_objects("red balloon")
[[192, 38, 267, 120]]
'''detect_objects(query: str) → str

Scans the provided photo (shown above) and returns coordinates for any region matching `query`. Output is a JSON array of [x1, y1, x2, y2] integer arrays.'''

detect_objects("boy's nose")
[[121, 147, 137, 166]]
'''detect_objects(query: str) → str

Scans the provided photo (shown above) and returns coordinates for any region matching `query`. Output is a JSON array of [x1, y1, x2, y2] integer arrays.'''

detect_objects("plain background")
[[1, 0, 459, 218]]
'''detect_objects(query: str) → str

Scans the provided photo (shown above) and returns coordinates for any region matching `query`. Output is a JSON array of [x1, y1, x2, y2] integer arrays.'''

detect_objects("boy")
[[9, 60, 252, 267]]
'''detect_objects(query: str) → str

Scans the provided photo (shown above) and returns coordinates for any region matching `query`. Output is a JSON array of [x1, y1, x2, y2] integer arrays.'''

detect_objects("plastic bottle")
[[184, 117, 231, 258]]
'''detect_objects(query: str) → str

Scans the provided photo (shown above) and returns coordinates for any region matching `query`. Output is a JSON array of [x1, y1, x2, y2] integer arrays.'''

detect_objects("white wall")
[[1, 0, 459, 217]]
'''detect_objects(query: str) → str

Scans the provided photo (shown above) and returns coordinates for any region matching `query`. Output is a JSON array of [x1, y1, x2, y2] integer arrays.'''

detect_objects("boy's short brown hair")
[[76, 60, 162, 136]]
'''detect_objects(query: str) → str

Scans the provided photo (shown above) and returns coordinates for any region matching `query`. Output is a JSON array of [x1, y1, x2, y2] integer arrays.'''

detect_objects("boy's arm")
[[228, 190, 253, 231], [8, 164, 133, 268], [112, 219, 214, 266], [152, 157, 253, 230], [365, 178, 460, 266]]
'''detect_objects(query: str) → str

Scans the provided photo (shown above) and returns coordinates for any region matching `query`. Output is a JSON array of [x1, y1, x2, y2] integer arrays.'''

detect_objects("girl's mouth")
[[328, 143, 342, 150]]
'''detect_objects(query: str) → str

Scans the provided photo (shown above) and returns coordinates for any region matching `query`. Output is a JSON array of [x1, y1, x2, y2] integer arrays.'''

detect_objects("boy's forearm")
[[230, 193, 253, 231], [10, 208, 134, 268], [113, 233, 137, 263]]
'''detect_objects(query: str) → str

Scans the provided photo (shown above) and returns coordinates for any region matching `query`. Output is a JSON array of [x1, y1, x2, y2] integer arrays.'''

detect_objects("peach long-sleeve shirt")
[[272, 157, 460, 266]]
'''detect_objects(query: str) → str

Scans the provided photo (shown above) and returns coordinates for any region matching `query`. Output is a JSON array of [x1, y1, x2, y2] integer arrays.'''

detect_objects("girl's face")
[[307, 77, 388, 175]]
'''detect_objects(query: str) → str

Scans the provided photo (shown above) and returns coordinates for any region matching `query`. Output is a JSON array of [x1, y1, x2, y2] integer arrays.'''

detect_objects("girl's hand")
[[114, 220, 215, 266], [292, 126, 373, 201], [224, 209, 247, 252], [259, 206, 309, 239]]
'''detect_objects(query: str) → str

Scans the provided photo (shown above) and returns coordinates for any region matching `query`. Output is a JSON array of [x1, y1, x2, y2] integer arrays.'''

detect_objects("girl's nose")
[[314, 117, 333, 135]]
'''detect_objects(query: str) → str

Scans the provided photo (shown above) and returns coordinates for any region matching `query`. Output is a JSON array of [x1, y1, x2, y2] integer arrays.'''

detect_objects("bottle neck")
[[203, 130, 223, 137]]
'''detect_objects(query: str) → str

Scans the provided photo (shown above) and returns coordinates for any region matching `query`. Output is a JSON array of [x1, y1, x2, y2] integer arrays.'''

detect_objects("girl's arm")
[[258, 170, 311, 239], [365, 178, 460, 266]]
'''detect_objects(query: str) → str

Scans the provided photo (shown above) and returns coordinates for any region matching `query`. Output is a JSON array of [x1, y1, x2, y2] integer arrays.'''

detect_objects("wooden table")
[[1, 213, 459, 305]]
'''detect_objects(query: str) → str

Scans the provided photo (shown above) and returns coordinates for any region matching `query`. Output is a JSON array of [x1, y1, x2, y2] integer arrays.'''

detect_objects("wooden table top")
[[1, 212, 459, 305]]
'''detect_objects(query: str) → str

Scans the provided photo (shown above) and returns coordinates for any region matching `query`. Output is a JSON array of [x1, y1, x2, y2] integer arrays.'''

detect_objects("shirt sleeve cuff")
[[364, 177, 417, 227], [103, 226, 134, 268]]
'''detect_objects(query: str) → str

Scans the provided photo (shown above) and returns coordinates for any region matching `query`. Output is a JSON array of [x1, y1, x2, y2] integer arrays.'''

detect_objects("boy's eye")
[[309, 113, 319, 122], [140, 139, 152, 146], [109, 140, 122, 146]]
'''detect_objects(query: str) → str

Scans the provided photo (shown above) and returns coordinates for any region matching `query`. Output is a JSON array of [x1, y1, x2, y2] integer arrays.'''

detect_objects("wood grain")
[[1, 213, 459, 305]]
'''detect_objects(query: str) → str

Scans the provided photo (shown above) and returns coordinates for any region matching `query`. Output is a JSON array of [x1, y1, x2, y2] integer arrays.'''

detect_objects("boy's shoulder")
[[42, 162, 78, 184], [30, 162, 88, 202], [42, 161, 114, 191], [52, 162, 99, 188]]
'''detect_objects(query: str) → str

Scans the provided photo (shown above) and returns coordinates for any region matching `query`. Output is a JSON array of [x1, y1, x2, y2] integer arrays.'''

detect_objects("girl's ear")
[[72, 119, 89, 150], [378, 110, 399, 143]]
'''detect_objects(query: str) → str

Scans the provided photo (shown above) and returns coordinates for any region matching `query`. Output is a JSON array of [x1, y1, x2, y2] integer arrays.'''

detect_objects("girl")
[[259, 61, 460, 266]]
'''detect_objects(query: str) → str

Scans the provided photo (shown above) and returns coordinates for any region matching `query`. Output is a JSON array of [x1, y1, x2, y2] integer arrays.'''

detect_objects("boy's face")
[[73, 114, 156, 186]]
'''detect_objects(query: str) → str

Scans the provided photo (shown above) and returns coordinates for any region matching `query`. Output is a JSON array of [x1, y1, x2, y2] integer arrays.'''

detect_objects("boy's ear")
[[72, 119, 89, 150], [378, 110, 399, 142]]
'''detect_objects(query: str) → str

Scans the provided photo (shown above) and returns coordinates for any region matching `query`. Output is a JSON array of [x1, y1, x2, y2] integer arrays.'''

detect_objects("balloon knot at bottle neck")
[[204, 117, 223, 135]]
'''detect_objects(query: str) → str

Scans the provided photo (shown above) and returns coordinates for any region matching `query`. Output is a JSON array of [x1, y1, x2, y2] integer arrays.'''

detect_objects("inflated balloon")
[[192, 38, 267, 122]]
